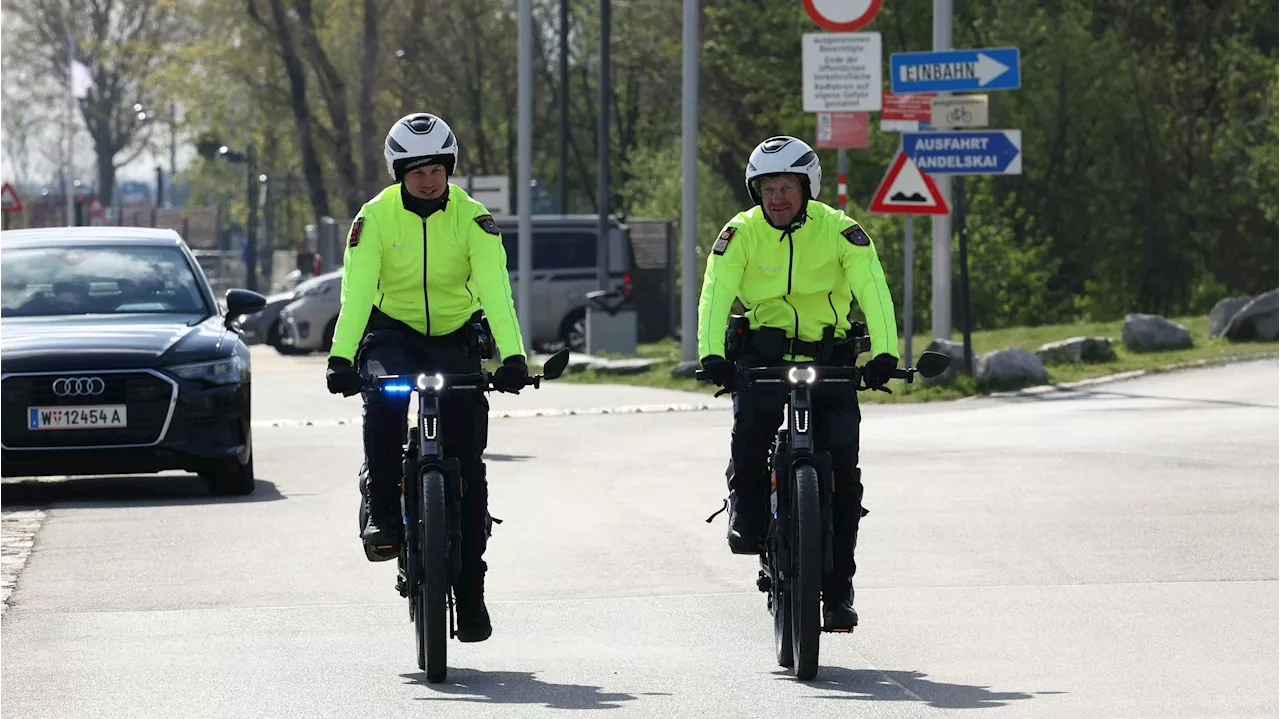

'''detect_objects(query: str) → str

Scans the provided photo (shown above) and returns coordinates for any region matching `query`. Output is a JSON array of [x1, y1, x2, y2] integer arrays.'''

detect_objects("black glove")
[[700, 355, 736, 389], [326, 356, 362, 396], [863, 353, 898, 389], [492, 355, 530, 394]]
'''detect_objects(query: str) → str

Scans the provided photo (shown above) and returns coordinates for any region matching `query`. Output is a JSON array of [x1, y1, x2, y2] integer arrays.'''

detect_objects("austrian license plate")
[[28, 405, 128, 430]]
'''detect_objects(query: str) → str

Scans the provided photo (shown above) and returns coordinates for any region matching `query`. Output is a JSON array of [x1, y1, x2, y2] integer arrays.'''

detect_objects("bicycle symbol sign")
[[930, 95, 989, 129]]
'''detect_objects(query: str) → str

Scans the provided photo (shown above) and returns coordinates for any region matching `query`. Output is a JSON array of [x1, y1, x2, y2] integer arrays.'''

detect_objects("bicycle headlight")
[[416, 373, 445, 392], [787, 366, 817, 385], [168, 356, 243, 386]]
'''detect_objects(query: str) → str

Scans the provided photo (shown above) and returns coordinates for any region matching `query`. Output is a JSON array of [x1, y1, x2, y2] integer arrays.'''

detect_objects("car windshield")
[[0, 245, 211, 318]]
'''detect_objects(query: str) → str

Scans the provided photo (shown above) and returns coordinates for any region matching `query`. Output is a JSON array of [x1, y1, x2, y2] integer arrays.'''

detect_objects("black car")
[[0, 227, 267, 495]]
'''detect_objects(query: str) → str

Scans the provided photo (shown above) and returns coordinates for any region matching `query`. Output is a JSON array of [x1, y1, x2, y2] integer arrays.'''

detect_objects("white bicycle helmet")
[[384, 113, 458, 180], [744, 136, 821, 205]]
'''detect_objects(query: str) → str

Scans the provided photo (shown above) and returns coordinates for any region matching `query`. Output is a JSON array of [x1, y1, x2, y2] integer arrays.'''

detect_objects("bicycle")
[[697, 348, 950, 680], [356, 347, 571, 682]]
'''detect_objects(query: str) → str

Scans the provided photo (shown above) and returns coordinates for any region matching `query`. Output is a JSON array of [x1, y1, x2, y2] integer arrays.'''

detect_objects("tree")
[[4, 0, 189, 206]]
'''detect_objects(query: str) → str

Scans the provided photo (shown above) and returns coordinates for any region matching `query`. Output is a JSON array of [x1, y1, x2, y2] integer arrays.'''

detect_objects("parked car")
[[277, 215, 634, 354], [239, 270, 342, 353], [276, 271, 344, 354], [0, 227, 267, 495]]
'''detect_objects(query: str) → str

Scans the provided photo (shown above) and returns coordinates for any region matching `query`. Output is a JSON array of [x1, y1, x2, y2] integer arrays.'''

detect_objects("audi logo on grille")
[[51, 377, 106, 397]]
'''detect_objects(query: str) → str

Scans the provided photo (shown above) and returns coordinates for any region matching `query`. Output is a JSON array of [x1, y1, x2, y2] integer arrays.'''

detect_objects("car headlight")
[[168, 356, 243, 386]]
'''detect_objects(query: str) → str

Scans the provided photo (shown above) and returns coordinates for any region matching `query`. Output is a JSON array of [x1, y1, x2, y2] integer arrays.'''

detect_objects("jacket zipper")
[[421, 219, 431, 336], [783, 230, 800, 339], [827, 292, 837, 325]]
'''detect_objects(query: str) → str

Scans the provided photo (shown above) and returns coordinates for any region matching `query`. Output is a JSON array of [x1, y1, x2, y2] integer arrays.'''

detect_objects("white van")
[[495, 215, 633, 352]]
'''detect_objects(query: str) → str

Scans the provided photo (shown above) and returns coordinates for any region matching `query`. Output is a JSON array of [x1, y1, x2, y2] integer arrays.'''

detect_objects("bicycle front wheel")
[[790, 464, 822, 680], [416, 468, 449, 682]]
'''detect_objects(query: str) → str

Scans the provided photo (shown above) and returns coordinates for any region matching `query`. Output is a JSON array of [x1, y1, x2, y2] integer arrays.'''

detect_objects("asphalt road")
[[2, 351, 1276, 718]]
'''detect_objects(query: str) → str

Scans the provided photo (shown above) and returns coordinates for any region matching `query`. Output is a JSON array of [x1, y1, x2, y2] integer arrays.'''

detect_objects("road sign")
[[890, 47, 1020, 94], [1, 183, 23, 213], [85, 196, 106, 217], [802, 32, 882, 112], [868, 152, 949, 215], [802, 0, 882, 32], [880, 91, 935, 133], [902, 130, 1022, 175], [931, 95, 989, 128], [815, 112, 868, 149]]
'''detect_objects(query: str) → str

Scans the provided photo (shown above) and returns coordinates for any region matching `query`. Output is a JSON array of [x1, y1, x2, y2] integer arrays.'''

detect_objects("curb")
[[252, 401, 732, 428], [974, 351, 1278, 400]]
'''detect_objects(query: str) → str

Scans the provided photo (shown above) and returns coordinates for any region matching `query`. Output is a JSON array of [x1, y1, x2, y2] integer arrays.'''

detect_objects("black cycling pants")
[[726, 361, 864, 599], [357, 327, 491, 596]]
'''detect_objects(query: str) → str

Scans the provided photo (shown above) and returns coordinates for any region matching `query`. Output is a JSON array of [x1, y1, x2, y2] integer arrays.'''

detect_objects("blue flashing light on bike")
[[382, 383, 413, 394]]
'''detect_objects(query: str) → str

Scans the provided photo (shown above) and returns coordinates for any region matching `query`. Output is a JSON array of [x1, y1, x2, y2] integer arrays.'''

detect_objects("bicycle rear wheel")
[[416, 468, 449, 682], [790, 464, 822, 680]]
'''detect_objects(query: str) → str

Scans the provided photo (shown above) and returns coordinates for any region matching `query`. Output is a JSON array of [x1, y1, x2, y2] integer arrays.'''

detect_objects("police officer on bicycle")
[[696, 135, 900, 631], [325, 112, 530, 643]]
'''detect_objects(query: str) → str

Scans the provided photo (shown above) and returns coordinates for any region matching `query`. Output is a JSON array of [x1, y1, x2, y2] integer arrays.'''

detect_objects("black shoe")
[[823, 598, 858, 631], [726, 491, 764, 554], [455, 596, 492, 642], [361, 509, 399, 561]]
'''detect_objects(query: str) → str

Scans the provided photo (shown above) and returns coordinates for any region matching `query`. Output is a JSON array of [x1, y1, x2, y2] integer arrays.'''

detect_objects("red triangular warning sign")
[[1, 183, 23, 213], [86, 196, 105, 216], [868, 152, 949, 215]]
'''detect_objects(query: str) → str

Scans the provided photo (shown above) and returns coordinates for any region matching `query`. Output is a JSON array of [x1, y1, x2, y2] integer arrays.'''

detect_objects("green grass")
[[533, 314, 1277, 403]]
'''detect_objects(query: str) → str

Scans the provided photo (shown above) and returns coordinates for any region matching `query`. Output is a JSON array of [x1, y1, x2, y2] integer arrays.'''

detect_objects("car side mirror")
[[541, 347, 571, 380], [225, 289, 267, 330], [915, 350, 951, 379]]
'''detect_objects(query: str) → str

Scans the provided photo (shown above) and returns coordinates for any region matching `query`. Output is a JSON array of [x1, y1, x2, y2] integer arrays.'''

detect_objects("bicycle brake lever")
[[714, 387, 733, 398]]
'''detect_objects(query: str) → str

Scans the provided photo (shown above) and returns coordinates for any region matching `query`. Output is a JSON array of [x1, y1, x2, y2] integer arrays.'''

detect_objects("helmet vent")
[[403, 115, 438, 134], [790, 151, 816, 168]]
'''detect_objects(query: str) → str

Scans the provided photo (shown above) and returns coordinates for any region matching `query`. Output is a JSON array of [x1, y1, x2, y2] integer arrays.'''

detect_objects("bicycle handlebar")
[[694, 362, 920, 394], [350, 370, 547, 397]]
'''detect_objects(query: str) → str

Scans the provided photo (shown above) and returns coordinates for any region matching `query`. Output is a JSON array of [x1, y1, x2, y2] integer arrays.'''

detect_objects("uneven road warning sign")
[[868, 152, 949, 215], [1, 183, 23, 213]]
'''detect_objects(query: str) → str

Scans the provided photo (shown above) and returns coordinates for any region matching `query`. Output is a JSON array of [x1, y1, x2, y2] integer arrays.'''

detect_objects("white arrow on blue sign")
[[890, 47, 1020, 94], [901, 130, 1022, 175]]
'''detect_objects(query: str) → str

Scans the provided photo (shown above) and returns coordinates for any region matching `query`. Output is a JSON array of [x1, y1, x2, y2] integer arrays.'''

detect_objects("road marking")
[[252, 401, 730, 429], [1, 509, 47, 614]]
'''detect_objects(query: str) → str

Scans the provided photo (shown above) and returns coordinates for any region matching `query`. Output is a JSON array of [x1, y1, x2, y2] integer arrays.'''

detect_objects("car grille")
[[1, 370, 176, 449]]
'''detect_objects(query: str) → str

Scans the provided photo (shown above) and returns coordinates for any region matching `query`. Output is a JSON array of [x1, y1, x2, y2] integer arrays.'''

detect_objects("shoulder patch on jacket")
[[712, 227, 738, 256], [841, 224, 870, 247], [474, 214, 500, 236], [348, 217, 364, 247]]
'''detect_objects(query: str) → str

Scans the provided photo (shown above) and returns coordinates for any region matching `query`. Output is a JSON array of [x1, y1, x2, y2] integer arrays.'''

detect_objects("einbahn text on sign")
[[890, 47, 1020, 94]]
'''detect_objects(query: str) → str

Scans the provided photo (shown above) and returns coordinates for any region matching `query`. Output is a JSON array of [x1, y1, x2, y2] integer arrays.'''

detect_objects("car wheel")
[[266, 320, 282, 348], [560, 308, 586, 353], [202, 449, 256, 497]]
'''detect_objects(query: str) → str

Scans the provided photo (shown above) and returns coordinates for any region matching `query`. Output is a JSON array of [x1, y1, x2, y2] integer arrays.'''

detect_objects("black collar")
[[401, 184, 449, 219]]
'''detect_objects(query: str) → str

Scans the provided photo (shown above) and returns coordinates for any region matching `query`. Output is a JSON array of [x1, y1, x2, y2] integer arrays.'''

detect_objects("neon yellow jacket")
[[328, 183, 525, 362], [697, 200, 899, 361]]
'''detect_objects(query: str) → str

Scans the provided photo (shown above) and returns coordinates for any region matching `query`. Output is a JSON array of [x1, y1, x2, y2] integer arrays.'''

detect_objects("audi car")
[[0, 227, 267, 495]]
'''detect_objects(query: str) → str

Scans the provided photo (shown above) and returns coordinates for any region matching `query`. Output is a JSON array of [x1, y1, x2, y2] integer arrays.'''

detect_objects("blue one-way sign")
[[890, 47, 1021, 94], [901, 130, 1022, 175]]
